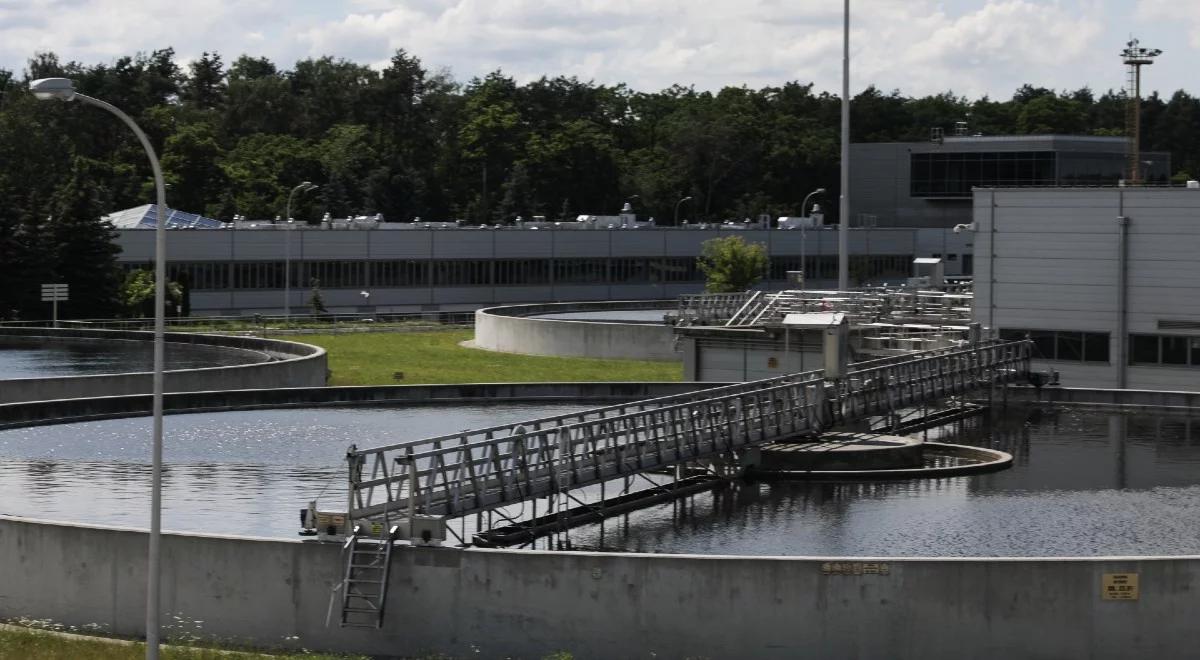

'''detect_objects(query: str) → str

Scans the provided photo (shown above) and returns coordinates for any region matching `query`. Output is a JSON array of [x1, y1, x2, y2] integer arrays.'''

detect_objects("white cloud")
[[284, 0, 1105, 97], [1138, 0, 1200, 48], [0, 0, 1188, 99]]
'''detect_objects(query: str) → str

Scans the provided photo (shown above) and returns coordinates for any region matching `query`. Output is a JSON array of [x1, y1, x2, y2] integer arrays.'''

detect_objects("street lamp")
[[674, 196, 693, 226], [802, 188, 826, 217], [284, 182, 317, 321], [31, 76, 168, 660], [800, 188, 826, 291]]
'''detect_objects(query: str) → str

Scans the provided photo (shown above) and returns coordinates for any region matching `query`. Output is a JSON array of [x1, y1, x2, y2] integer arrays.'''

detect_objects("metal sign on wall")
[[1102, 573, 1139, 601]]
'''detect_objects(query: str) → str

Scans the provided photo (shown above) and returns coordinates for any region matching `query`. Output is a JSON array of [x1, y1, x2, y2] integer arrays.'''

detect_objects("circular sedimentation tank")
[[2, 388, 1200, 558], [0, 328, 326, 403], [0, 337, 271, 377], [747, 431, 1011, 478]]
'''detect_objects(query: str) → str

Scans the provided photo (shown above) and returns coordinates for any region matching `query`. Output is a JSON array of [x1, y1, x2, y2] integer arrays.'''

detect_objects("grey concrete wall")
[[0, 382, 721, 429], [0, 328, 326, 404], [475, 301, 680, 361], [1, 514, 1196, 659]]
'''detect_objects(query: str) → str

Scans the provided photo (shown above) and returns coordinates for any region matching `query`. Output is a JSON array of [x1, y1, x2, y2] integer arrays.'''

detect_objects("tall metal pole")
[[838, 0, 851, 291], [284, 183, 316, 321], [284, 222, 292, 320], [74, 92, 167, 660]]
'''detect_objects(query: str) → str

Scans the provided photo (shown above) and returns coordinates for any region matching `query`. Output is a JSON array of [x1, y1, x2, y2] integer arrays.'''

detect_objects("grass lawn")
[[0, 624, 364, 659], [301, 329, 682, 386]]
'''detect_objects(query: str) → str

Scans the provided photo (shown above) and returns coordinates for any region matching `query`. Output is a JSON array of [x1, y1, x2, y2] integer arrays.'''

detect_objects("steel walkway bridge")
[[344, 339, 1031, 534], [333, 339, 1030, 627]]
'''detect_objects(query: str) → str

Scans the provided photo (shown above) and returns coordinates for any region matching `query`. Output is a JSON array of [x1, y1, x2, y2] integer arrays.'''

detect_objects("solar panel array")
[[104, 204, 226, 229], [141, 205, 226, 229]]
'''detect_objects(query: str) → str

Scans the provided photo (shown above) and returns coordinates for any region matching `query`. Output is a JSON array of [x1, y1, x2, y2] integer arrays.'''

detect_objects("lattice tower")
[[1122, 39, 1161, 184]]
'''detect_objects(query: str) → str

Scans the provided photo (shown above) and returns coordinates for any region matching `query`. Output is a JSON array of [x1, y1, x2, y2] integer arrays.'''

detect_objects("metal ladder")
[[339, 524, 399, 628]]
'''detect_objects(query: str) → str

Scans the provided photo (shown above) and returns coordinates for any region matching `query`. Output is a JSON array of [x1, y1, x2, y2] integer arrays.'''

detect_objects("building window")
[[1001, 329, 1110, 363], [1130, 334, 1200, 367], [370, 260, 428, 287], [554, 259, 607, 285], [302, 261, 365, 288], [169, 262, 229, 290], [492, 260, 550, 286], [911, 151, 1057, 198]]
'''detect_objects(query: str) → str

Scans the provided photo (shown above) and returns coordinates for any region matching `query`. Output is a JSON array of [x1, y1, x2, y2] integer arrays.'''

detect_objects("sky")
[[0, 0, 1194, 100]]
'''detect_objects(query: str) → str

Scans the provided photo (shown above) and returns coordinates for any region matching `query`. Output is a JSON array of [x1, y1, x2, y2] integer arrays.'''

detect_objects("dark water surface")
[[566, 407, 1200, 556], [4, 404, 1200, 556], [0, 340, 268, 378], [0, 404, 583, 537]]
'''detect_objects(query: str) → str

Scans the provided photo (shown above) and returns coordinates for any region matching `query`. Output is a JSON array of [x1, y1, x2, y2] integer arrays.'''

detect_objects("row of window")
[[1130, 334, 1200, 367], [911, 151, 1058, 198], [999, 329, 1111, 364], [1001, 330, 1200, 368], [135, 255, 919, 290]]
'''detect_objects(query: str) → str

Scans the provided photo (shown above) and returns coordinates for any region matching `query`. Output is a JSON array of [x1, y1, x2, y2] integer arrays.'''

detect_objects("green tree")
[[162, 119, 227, 216], [120, 269, 182, 317], [697, 236, 768, 293], [308, 278, 328, 314], [46, 157, 123, 318], [1016, 95, 1087, 134], [181, 52, 226, 110]]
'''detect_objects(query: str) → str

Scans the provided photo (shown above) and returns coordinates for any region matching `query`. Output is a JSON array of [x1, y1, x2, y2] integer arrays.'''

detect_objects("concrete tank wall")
[[0, 381, 721, 429], [474, 300, 679, 361], [0, 515, 1196, 659], [0, 328, 326, 404]]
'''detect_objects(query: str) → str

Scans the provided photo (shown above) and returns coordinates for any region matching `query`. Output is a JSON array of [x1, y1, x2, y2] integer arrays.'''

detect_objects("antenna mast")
[[1121, 38, 1162, 184]]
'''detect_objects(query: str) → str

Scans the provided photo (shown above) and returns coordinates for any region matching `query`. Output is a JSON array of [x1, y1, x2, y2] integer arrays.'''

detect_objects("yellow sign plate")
[[1102, 573, 1139, 601]]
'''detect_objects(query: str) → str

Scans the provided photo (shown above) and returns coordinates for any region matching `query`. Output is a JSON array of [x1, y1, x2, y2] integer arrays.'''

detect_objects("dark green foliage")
[[309, 278, 327, 315], [697, 236, 769, 293], [120, 269, 183, 317], [45, 157, 123, 318], [1, 47, 1200, 318]]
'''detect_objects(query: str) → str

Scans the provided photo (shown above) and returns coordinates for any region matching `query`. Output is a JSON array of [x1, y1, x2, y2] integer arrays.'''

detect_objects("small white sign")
[[40, 283, 69, 302]]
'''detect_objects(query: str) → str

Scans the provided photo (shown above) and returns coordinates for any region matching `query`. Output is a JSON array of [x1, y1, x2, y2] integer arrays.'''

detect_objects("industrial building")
[[115, 222, 970, 315], [851, 134, 1170, 228], [105, 132, 1165, 316], [973, 185, 1200, 391]]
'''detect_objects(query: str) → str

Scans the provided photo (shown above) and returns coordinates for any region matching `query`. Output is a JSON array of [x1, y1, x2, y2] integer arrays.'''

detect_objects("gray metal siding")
[[975, 186, 1200, 391]]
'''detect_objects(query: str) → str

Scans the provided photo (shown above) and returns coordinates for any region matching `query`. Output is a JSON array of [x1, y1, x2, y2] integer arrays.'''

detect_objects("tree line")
[[1, 48, 1199, 318]]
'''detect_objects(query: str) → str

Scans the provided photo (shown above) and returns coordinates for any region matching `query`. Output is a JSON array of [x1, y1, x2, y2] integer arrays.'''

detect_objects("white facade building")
[[974, 186, 1200, 391]]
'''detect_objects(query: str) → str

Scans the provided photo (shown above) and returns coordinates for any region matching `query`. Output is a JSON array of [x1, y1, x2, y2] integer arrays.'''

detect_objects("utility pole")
[[838, 0, 851, 290]]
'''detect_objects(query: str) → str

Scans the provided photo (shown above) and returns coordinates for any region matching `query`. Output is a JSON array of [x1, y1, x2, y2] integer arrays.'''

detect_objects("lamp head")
[[816, 188, 826, 194], [30, 77, 77, 101]]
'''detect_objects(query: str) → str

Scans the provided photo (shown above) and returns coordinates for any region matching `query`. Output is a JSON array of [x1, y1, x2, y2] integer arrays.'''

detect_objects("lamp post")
[[31, 77, 168, 660], [674, 196, 693, 226], [800, 188, 826, 292], [284, 182, 317, 321], [838, 0, 851, 291]]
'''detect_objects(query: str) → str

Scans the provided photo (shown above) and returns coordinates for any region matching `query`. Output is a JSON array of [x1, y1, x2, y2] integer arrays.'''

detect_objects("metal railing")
[[672, 292, 757, 327], [0, 311, 475, 332], [345, 340, 1031, 528]]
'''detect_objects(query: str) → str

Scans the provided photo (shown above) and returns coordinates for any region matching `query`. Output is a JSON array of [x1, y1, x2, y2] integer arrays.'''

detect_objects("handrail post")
[[406, 448, 417, 522]]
